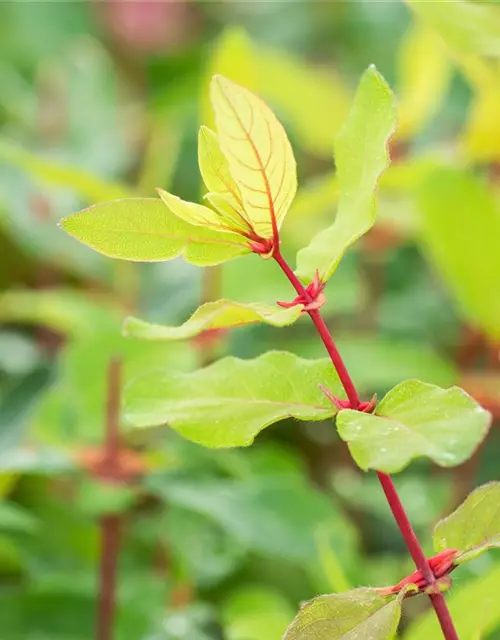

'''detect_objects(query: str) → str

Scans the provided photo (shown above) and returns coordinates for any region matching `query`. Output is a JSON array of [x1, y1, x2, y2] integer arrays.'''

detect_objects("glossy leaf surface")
[[337, 379, 490, 473]]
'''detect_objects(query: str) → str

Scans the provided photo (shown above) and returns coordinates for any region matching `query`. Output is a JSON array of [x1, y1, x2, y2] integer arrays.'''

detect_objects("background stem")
[[273, 249, 459, 640]]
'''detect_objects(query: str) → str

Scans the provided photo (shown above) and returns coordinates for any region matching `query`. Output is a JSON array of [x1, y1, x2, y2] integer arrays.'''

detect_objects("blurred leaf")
[[0, 288, 120, 339], [210, 75, 297, 239], [221, 586, 294, 640], [165, 507, 247, 588], [296, 66, 397, 283], [407, 0, 500, 59], [124, 300, 302, 341], [417, 168, 500, 340], [124, 351, 341, 448], [337, 379, 491, 473], [283, 587, 408, 640], [0, 332, 40, 376], [33, 328, 195, 445], [148, 475, 354, 563], [0, 138, 131, 202], [0, 501, 39, 533], [433, 482, 500, 563], [60, 198, 250, 265], [145, 603, 219, 640], [461, 88, 500, 161], [256, 47, 352, 158], [405, 563, 500, 640], [396, 22, 451, 140]]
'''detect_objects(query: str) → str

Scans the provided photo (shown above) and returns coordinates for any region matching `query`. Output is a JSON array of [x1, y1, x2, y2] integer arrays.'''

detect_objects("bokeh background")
[[1, 1, 500, 638]]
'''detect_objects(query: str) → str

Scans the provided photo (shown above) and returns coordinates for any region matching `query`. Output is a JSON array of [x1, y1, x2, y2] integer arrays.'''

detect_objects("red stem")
[[273, 248, 459, 640]]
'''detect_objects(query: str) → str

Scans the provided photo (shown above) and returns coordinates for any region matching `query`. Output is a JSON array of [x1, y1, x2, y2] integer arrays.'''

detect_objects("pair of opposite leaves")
[[158, 74, 296, 246]]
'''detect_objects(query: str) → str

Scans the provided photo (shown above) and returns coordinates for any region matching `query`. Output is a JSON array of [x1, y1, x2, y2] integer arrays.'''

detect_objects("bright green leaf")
[[417, 168, 500, 340], [296, 66, 397, 283], [124, 351, 341, 448], [433, 482, 500, 563], [123, 299, 303, 341], [210, 75, 297, 239], [222, 586, 294, 640], [396, 22, 451, 140], [405, 564, 500, 640], [283, 587, 408, 640], [407, 0, 500, 59], [461, 88, 500, 162], [59, 198, 250, 265], [337, 379, 491, 474]]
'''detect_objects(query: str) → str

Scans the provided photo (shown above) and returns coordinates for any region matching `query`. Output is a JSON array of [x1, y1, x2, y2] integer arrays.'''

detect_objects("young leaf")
[[433, 482, 500, 564], [296, 66, 397, 283], [336, 379, 491, 474], [124, 351, 341, 448], [156, 188, 228, 232], [59, 198, 250, 265], [123, 299, 303, 341], [283, 587, 410, 640], [210, 75, 297, 239], [417, 168, 500, 340]]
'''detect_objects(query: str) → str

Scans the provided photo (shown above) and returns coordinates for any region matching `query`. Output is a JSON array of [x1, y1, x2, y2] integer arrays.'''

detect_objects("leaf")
[[406, 0, 500, 59], [147, 475, 353, 562], [0, 137, 131, 202], [433, 482, 500, 563], [396, 22, 451, 140], [0, 288, 120, 339], [156, 187, 227, 233], [296, 66, 397, 283], [336, 379, 491, 474], [123, 299, 303, 341], [405, 564, 500, 640], [124, 351, 341, 448], [59, 198, 250, 265], [255, 46, 352, 158], [210, 75, 297, 239], [0, 502, 39, 533], [283, 587, 409, 640], [417, 168, 500, 340], [222, 586, 294, 640], [462, 88, 500, 162]]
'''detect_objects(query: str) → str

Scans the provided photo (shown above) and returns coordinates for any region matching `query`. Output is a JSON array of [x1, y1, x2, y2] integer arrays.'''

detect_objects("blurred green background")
[[0, 1, 500, 638]]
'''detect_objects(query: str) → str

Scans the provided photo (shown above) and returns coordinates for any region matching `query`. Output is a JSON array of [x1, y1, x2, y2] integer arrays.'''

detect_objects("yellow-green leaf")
[[396, 22, 451, 140], [156, 187, 226, 232], [123, 299, 303, 341], [296, 66, 397, 283], [198, 126, 243, 207], [461, 88, 500, 162], [433, 482, 500, 564], [59, 198, 250, 265], [283, 587, 410, 640], [0, 137, 131, 202], [210, 75, 297, 239], [407, 0, 500, 59]]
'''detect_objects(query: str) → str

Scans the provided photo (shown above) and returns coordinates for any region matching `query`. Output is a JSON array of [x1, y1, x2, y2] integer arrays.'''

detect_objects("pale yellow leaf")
[[210, 74, 297, 239], [397, 22, 451, 140], [461, 88, 500, 162]]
